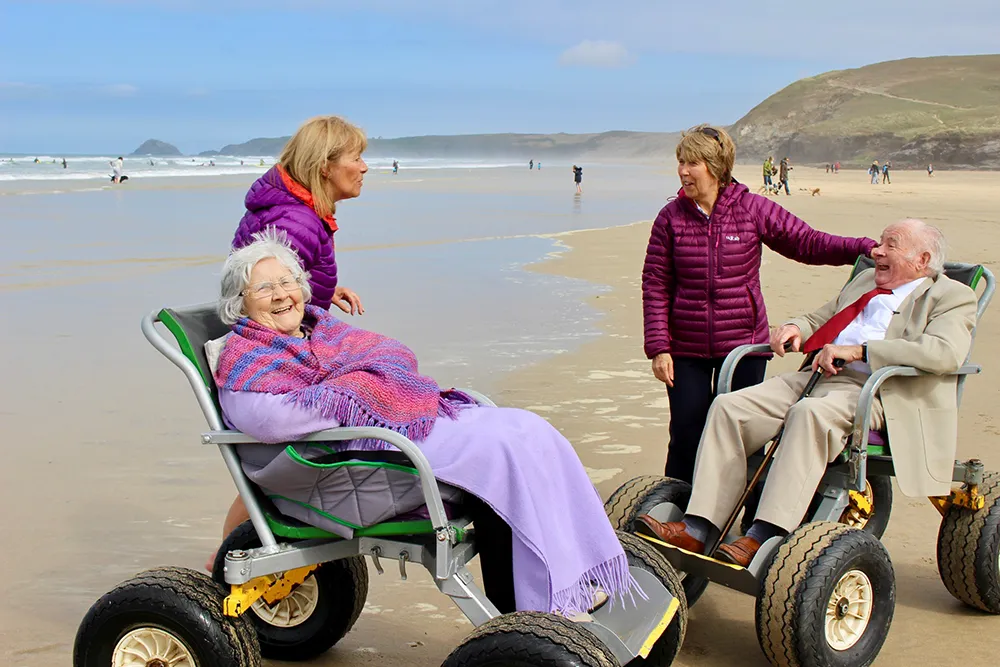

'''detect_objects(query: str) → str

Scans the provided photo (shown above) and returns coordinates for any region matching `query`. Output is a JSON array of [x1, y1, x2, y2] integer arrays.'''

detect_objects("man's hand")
[[770, 324, 802, 356], [652, 352, 674, 387], [331, 285, 365, 315], [811, 344, 863, 376]]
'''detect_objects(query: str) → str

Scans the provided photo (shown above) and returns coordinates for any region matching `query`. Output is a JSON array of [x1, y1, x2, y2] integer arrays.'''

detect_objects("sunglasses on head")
[[700, 127, 723, 147]]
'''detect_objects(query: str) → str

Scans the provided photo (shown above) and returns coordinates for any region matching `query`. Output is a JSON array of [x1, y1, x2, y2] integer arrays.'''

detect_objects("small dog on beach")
[[798, 187, 821, 196], [757, 183, 783, 196]]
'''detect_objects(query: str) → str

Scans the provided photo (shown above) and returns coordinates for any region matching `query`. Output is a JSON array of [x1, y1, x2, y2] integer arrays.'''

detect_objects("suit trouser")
[[685, 369, 885, 533]]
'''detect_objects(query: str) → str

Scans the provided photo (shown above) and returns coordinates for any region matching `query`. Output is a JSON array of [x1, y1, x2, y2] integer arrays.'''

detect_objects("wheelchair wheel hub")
[[250, 573, 320, 628], [112, 627, 195, 667], [825, 569, 873, 651]]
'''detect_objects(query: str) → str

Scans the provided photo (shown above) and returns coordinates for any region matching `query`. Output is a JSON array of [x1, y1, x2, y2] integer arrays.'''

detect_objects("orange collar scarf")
[[277, 165, 338, 233]]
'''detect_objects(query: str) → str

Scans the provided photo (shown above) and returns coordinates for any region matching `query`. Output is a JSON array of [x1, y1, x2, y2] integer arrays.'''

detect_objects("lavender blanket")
[[220, 389, 638, 615]]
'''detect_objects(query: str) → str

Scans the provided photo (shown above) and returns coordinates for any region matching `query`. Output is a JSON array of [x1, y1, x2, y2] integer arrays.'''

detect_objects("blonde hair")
[[675, 124, 737, 186], [278, 115, 368, 219]]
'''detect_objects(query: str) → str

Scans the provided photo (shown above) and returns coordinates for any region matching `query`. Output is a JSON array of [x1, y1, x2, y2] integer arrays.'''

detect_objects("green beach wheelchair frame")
[[73, 304, 688, 667], [606, 257, 1000, 667]]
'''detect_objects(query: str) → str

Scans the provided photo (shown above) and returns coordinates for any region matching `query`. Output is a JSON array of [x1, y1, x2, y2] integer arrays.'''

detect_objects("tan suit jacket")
[[788, 268, 978, 497]]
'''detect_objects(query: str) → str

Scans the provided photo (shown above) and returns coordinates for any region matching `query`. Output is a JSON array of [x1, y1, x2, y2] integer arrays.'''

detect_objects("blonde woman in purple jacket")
[[642, 125, 876, 482]]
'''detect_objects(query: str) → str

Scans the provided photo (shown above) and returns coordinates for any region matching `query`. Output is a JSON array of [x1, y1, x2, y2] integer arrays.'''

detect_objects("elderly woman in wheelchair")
[[75, 227, 688, 667], [209, 228, 642, 617]]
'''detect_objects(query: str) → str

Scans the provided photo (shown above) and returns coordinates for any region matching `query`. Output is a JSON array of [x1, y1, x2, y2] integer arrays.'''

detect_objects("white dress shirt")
[[833, 277, 926, 373]]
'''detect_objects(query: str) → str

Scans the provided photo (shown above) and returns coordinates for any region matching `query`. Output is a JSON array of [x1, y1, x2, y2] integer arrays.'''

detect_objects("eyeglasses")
[[242, 275, 303, 299], [700, 127, 723, 147]]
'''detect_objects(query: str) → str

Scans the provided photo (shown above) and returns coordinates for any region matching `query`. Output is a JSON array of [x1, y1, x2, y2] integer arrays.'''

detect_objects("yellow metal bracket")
[[848, 489, 873, 516], [223, 565, 318, 617], [953, 484, 986, 511], [928, 483, 985, 518]]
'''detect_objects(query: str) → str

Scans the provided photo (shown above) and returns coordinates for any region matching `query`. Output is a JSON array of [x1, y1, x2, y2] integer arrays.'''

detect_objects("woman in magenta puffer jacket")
[[642, 125, 876, 482], [233, 115, 367, 316]]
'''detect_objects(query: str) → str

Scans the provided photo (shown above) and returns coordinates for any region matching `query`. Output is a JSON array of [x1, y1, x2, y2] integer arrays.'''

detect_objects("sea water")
[[0, 164, 670, 392], [0, 154, 529, 183]]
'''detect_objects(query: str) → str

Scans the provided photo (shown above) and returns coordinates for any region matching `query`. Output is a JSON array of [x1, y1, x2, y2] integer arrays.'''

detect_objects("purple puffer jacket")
[[642, 182, 876, 359], [233, 167, 338, 310]]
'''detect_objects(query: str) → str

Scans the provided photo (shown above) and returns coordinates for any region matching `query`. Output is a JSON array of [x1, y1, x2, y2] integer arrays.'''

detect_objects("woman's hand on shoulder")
[[332, 285, 365, 315], [651, 352, 674, 387]]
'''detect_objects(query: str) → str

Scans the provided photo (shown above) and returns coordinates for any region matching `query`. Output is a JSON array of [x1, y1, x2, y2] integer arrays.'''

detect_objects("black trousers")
[[663, 355, 768, 482], [465, 496, 516, 613]]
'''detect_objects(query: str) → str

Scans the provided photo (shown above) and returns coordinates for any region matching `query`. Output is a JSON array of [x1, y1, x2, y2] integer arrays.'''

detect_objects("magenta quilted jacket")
[[642, 183, 876, 359], [233, 167, 338, 310]]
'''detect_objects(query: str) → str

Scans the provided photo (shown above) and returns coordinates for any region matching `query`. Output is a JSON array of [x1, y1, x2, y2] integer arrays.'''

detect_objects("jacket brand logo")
[[725, 235, 740, 241]]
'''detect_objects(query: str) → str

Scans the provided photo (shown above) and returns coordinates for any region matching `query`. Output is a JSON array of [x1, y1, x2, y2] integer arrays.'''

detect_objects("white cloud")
[[100, 83, 139, 97], [558, 40, 634, 68]]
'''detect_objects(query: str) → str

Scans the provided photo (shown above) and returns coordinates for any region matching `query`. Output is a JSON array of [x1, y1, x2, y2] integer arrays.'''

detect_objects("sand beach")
[[2, 164, 999, 665]]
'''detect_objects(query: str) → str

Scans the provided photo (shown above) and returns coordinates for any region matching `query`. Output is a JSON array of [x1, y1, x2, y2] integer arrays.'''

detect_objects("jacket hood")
[[244, 166, 300, 213]]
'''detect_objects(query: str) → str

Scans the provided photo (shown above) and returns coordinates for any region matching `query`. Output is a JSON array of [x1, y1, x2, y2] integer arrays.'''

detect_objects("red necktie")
[[802, 287, 893, 352]]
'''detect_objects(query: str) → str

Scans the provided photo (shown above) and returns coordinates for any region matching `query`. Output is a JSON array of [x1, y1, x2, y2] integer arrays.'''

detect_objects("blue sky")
[[1, 0, 998, 154]]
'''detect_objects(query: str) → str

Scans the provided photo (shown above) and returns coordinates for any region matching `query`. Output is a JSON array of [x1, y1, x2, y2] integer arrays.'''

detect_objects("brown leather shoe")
[[716, 536, 762, 567], [635, 516, 705, 553]]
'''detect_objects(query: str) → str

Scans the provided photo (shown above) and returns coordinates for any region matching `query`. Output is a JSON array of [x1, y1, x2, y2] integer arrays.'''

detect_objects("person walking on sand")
[[642, 124, 876, 483], [778, 157, 791, 195], [529, 159, 534, 170], [392, 159, 399, 174], [882, 161, 891, 184], [572, 165, 583, 194], [110, 157, 124, 184], [762, 156, 773, 188], [870, 160, 880, 185], [928, 163, 934, 177]]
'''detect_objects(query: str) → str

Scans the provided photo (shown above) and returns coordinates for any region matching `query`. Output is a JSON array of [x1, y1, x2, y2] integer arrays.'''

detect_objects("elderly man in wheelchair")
[[637, 217, 977, 563], [611, 217, 1000, 666]]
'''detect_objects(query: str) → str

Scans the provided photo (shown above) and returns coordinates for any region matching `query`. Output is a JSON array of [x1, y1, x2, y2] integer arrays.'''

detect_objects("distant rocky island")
[[130, 139, 182, 156], [136, 55, 1000, 169]]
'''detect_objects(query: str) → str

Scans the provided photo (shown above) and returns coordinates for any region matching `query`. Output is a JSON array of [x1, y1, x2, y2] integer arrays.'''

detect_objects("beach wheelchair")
[[73, 304, 688, 667], [606, 256, 1000, 667]]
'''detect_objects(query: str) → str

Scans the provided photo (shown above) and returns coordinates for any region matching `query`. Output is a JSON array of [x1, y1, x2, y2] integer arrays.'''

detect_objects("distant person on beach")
[[778, 157, 791, 194], [642, 123, 876, 482], [233, 115, 366, 318], [928, 163, 934, 177], [762, 156, 773, 188], [882, 161, 891, 184], [259, 158, 265, 166], [572, 165, 583, 193], [33, 157, 39, 164], [834, 161, 840, 173], [392, 159, 399, 174], [529, 159, 534, 170], [110, 157, 124, 184], [537, 162, 542, 170], [870, 160, 880, 185], [61, 158, 67, 169]]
